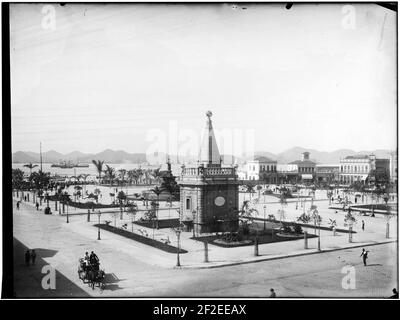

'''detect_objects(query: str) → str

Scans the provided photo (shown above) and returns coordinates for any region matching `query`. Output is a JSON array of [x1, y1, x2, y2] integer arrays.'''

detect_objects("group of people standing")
[[24, 250, 37, 266]]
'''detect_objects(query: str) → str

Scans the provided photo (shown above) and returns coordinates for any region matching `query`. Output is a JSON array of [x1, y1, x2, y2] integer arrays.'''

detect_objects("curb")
[[179, 240, 397, 269]]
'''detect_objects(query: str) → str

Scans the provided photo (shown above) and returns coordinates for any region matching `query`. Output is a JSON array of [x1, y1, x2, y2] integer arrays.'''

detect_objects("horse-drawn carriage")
[[78, 258, 106, 290]]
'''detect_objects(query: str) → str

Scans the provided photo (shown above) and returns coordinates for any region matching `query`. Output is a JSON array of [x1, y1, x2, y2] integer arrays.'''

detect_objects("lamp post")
[[97, 211, 101, 240], [263, 205, 266, 231], [192, 210, 196, 238], [174, 227, 182, 267], [254, 229, 259, 256], [66, 201, 69, 223]]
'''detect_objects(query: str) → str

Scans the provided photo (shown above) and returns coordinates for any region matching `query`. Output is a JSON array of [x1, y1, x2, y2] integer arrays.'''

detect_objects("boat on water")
[[51, 160, 89, 168]]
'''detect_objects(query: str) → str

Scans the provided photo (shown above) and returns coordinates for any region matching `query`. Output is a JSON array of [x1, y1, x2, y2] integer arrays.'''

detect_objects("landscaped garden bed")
[[251, 218, 356, 234], [94, 223, 187, 254], [46, 195, 120, 209], [351, 204, 397, 212], [133, 218, 180, 229], [192, 230, 318, 248]]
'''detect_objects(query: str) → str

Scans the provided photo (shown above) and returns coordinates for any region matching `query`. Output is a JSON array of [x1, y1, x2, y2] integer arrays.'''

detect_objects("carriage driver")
[[90, 251, 99, 267]]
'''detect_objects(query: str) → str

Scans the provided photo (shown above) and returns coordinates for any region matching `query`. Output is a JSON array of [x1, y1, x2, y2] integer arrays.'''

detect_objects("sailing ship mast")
[[40, 142, 43, 172]]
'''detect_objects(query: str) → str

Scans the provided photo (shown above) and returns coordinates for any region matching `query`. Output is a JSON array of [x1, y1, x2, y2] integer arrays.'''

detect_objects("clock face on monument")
[[214, 196, 226, 207]]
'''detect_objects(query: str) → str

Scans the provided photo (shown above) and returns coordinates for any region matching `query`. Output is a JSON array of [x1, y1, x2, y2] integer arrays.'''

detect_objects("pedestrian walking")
[[30, 250, 37, 265], [25, 250, 31, 266], [390, 288, 398, 299], [269, 288, 276, 298], [36, 202, 39, 211], [360, 248, 369, 266], [24, 195, 27, 202], [16, 201, 20, 210], [362, 220, 365, 231]]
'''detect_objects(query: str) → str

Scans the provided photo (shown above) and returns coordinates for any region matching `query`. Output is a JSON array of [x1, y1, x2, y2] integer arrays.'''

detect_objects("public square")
[[12, 189, 397, 297]]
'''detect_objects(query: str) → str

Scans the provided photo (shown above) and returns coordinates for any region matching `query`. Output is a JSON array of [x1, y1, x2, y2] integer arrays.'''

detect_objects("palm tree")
[[92, 160, 105, 185], [127, 170, 136, 186], [79, 174, 90, 194], [74, 185, 83, 202], [150, 186, 165, 229], [151, 167, 162, 184], [104, 165, 116, 187], [118, 169, 127, 189], [24, 163, 38, 185]]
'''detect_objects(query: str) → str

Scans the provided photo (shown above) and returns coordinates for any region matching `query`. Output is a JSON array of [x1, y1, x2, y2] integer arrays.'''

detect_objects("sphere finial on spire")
[[206, 110, 213, 119]]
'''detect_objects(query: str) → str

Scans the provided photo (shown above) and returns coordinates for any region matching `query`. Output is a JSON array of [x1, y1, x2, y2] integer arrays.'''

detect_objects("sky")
[[10, 3, 397, 157]]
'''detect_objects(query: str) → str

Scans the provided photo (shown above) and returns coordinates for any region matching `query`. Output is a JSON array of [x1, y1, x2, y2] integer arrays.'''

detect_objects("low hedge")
[[134, 218, 180, 229], [94, 223, 187, 254], [46, 195, 120, 209]]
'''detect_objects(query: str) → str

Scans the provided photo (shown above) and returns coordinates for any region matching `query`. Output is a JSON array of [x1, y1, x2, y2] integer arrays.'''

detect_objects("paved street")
[[13, 199, 397, 298]]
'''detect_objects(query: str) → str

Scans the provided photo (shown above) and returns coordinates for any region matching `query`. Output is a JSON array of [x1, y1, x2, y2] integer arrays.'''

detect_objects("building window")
[[186, 198, 191, 210]]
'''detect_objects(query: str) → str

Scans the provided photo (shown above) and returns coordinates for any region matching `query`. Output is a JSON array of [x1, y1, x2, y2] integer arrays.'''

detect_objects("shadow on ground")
[[13, 237, 90, 298]]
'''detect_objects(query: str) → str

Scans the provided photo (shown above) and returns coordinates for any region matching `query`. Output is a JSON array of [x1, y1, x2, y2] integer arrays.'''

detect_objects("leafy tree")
[[126, 203, 138, 231], [117, 191, 127, 219], [150, 186, 165, 228]]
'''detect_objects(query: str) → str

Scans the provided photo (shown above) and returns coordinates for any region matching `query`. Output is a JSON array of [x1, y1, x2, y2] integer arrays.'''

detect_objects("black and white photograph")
[[3, 1, 399, 300]]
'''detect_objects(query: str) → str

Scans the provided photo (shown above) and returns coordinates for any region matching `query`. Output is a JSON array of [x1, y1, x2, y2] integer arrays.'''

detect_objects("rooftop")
[[250, 156, 277, 163], [289, 160, 316, 165], [344, 155, 370, 160]]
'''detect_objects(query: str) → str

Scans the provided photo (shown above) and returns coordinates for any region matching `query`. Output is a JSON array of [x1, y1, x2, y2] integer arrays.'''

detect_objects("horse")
[[86, 269, 106, 290]]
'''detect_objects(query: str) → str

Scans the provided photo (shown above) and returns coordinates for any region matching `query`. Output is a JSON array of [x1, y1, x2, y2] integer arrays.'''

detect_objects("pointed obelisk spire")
[[198, 111, 221, 166]]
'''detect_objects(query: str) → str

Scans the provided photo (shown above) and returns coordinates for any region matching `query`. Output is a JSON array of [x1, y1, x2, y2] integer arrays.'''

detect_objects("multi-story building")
[[315, 164, 340, 184], [339, 155, 373, 184], [245, 156, 278, 183], [287, 152, 316, 182], [339, 154, 390, 185]]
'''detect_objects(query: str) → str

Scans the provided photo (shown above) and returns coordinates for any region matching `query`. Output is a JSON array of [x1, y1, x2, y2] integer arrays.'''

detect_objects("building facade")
[[245, 156, 278, 183], [178, 111, 239, 234], [280, 152, 316, 183], [315, 164, 340, 183], [339, 155, 373, 184]]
